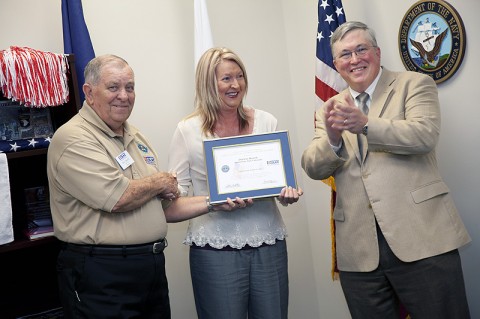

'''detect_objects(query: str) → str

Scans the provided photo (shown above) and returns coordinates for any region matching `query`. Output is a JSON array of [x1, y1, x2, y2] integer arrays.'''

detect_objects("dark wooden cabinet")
[[0, 54, 80, 318]]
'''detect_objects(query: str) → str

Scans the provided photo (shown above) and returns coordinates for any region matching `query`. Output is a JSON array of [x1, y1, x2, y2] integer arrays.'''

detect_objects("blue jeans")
[[190, 240, 288, 319]]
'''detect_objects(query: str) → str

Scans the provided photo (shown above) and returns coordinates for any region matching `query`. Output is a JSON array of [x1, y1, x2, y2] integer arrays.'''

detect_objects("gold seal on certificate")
[[203, 131, 297, 204]]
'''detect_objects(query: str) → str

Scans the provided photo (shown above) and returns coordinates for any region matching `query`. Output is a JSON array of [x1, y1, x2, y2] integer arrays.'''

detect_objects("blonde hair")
[[189, 47, 249, 136]]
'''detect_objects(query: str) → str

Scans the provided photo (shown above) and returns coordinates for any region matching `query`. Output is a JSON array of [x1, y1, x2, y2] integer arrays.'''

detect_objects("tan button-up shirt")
[[47, 103, 167, 245]]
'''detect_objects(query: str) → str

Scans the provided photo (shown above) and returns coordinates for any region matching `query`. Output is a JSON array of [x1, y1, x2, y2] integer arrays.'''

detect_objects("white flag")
[[194, 0, 213, 64]]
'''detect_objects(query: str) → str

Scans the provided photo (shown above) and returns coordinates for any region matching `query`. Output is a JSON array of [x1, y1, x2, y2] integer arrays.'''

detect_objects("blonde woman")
[[166, 47, 303, 319]]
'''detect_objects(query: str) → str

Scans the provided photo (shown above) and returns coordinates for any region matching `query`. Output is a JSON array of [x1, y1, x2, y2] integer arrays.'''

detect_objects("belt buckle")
[[152, 239, 167, 254]]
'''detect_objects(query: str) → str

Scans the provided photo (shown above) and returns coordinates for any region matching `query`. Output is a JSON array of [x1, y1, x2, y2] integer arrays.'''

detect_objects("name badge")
[[116, 150, 134, 170]]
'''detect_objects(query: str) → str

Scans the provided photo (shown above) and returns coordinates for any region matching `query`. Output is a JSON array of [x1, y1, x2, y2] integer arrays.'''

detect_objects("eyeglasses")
[[336, 45, 376, 61]]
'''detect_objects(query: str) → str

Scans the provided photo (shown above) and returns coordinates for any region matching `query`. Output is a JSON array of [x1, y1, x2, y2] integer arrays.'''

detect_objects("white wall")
[[1, 1, 478, 318]]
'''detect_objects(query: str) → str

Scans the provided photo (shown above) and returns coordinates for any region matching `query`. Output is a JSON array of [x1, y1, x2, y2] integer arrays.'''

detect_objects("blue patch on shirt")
[[144, 156, 156, 165], [138, 143, 148, 153]]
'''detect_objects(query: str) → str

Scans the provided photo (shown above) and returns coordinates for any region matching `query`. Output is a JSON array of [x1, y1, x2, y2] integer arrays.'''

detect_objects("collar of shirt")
[[349, 67, 383, 107]]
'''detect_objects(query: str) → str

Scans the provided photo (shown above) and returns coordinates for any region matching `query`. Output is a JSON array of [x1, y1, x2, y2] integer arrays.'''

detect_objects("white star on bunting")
[[28, 138, 39, 148], [9, 142, 20, 152]]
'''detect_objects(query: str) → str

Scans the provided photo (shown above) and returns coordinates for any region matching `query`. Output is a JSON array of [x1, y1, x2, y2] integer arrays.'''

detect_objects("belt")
[[62, 239, 168, 256]]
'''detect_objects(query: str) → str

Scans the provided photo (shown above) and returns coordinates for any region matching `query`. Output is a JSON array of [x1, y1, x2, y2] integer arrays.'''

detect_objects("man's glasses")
[[336, 46, 376, 61]]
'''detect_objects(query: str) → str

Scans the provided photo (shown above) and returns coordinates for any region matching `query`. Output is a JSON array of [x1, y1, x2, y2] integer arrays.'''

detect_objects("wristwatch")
[[205, 196, 214, 212], [362, 124, 368, 136]]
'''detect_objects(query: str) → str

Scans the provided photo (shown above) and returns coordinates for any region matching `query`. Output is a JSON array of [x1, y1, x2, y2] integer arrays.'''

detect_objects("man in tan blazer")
[[302, 21, 471, 319]]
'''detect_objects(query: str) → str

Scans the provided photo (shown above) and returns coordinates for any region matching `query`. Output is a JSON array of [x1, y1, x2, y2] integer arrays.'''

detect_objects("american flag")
[[0, 137, 51, 154], [315, 0, 347, 109], [315, 0, 347, 281]]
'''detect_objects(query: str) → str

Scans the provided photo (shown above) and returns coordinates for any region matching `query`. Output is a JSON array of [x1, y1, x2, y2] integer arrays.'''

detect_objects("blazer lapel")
[[340, 69, 398, 163], [357, 68, 396, 163], [371, 68, 396, 119]]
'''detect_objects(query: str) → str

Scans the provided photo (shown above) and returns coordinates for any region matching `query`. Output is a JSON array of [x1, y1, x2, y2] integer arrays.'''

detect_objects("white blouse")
[[168, 107, 287, 249]]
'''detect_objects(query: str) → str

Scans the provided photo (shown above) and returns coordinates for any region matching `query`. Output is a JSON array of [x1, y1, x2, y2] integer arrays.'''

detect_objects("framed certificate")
[[203, 130, 297, 204]]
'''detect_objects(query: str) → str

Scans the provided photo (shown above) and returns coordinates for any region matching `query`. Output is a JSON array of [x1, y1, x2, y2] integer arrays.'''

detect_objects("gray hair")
[[330, 21, 378, 56], [84, 54, 131, 85]]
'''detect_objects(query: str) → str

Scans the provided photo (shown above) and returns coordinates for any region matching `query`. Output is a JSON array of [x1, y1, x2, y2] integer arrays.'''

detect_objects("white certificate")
[[203, 131, 297, 203], [213, 140, 286, 194]]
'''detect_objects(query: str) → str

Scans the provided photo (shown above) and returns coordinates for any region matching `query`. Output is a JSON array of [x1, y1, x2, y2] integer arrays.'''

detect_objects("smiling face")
[[83, 61, 135, 135], [333, 29, 381, 92], [215, 59, 246, 112]]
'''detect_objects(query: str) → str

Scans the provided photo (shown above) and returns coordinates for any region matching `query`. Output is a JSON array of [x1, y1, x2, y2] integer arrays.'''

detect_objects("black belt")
[[62, 238, 168, 256]]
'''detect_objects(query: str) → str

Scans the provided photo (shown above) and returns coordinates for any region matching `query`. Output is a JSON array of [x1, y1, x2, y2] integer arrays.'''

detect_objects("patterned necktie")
[[357, 92, 369, 115], [356, 92, 369, 158]]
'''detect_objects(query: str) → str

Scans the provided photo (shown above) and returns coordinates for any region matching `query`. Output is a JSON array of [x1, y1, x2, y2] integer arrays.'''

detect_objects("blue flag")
[[61, 0, 95, 104]]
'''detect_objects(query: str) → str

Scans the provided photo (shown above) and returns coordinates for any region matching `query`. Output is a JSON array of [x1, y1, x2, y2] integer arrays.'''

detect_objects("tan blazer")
[[302, 68, 471, 272]]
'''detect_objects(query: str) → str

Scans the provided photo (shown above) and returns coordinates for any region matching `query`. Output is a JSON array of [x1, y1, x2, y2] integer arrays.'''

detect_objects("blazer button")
[[368, 203, 372, 209]]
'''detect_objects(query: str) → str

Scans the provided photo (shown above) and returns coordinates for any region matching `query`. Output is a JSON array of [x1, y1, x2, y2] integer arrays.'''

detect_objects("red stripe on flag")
[[315, 77, 339, 102]]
